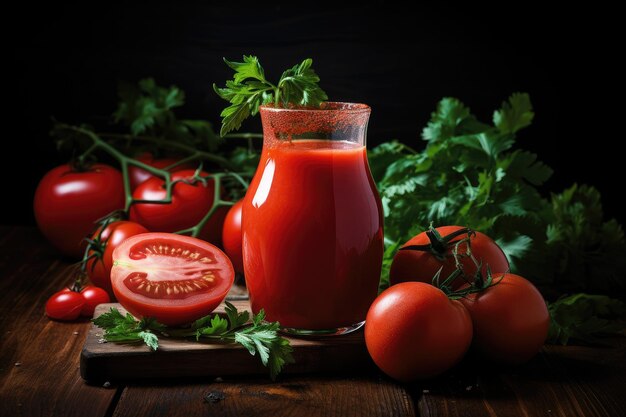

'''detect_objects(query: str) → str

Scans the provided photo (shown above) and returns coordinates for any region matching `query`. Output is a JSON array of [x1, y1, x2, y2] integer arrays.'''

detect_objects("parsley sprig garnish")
[[213, 55, 328, 136], [93, 302, 294, 380]]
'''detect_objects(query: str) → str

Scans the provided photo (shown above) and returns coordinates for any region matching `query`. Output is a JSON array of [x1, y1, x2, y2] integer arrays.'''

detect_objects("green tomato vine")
[[53, 123, 259, 276]]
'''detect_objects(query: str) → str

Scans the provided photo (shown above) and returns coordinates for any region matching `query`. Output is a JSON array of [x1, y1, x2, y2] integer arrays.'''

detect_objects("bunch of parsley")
[[370, 94, 626, 342], [107, 77, 260, 177], [93, 302, 294, 380]]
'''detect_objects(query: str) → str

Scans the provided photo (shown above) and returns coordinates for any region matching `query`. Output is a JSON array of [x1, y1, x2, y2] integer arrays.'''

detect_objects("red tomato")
[[222, 200, 243, 274], [110, 233, 234, 325], [80, 286, 111, 317], [390, 226, 509, 289], [33, 164, 125, 258], [129, 169, 228, 246], [365, 282, 473, 381], [128, 152, 195, 191], [460, 273, 549, 363], [45, 290, 85, 321], [86, 221, 149, 297]]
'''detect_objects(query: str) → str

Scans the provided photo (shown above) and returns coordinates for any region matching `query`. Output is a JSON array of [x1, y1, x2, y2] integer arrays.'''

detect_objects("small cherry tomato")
[[80, 286, 111, 317], [45, 290, 85, 321]]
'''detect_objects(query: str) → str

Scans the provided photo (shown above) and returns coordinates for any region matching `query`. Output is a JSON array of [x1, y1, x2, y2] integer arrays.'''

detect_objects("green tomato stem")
[[54, 123, 251, 270]]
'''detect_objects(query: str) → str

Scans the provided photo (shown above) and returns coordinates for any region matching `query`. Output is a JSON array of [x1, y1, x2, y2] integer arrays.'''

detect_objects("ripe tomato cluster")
[[365, 226, 550, 381], [46, 286, 111, 320], [35, 153, 244, 322]]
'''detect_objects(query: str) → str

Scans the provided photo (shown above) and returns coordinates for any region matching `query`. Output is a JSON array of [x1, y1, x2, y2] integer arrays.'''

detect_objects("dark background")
[[6, 4, 623, 225]]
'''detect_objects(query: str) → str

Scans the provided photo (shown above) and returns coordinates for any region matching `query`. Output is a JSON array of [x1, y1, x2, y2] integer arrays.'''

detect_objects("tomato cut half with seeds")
[[110, 233, 234, 326]]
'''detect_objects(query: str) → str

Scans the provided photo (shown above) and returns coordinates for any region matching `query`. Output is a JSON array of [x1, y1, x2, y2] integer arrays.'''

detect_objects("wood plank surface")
[[1, 225, 626, 417], [412, 341, 626, 417], [111, 376, 416, 417], [0, 226, 119, 417], [81, 301, 373, 382]]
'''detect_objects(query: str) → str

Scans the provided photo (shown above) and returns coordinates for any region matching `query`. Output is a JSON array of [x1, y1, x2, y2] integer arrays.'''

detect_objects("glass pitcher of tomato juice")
[[242, 102, 383, 335]]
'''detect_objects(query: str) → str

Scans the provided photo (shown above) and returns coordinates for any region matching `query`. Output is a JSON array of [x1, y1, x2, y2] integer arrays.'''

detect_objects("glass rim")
[[259, 101, 370, 114]]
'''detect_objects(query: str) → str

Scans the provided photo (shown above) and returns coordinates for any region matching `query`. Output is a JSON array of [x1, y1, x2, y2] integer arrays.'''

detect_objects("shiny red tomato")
[[460, 273, 549, 363], [45, 290, 85, 321], [34, 164, 125, 258], [222, 200, 243, 274], [80, 286, 111, 317], [390, 226, 509, 289], [110, 233, 235, 325], [128, 152, 195, 191], [129, 169, 227, 246], [86, 221, 149, 297], [365, 282, 473, 381]]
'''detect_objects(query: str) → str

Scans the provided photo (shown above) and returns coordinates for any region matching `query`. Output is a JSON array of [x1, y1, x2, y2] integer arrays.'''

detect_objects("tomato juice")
[[243, 137, 383, 331]]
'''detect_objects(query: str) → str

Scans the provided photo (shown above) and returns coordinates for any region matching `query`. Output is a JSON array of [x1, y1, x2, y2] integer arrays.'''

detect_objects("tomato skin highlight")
[[46, 290, 85, 321], [222, 200, 243, 274], [129, 169, 228, 246], [128, 152, 195, 191], [110, 233, 234, 326], [460, 273, 549, 363], [80, 286, 111, 317], [86, 221, 149, 298], [33, 164, 125, 258], [390, 226, 509, 289], [365, 282, 473, 381]]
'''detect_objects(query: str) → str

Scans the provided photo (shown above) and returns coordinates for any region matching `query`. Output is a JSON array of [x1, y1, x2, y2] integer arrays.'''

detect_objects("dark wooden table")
[[1, 225, 625, 417]]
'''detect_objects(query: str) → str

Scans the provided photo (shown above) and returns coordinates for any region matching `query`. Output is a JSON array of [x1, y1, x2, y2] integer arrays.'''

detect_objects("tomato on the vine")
[[110, 233, 234, 325], [80, 286, 111, 316], [86, 220, 149, 297], [128, 152, 195, 191], [459, 273, 549, 363], [129, 169, 228, 245], [365, 282, 473, 381], [34, 164, 125, 258], [222, 200, 243, 274], [45, 290, 85, 321], [390, 226, 509, 289]]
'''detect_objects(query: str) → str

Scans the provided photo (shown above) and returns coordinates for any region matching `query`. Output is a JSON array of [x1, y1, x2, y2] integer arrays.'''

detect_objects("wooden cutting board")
[[80, 300, 373, 382]]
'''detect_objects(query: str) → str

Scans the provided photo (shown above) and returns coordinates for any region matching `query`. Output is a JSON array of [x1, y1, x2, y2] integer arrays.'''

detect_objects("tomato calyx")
[[159, 165, 208, 190], [429, 230, 505, 299], [434, 265, 504, 300], [68, 155, 96, 173], [82, 212, 127, 270], [400, 225, 474, 260]]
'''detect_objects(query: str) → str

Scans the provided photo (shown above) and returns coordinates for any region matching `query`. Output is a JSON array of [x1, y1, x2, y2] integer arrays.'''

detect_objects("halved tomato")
[[110, 233, 234, 326]]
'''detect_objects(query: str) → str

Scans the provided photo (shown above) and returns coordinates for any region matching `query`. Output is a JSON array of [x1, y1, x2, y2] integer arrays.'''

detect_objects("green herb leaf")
[[214, 56, 327, 136], [547, 294, 626, 345], [372, 92, 626, 306], [197, 315, 229, 338], [224, 56, 266, 84], [225, 301, 250, 330], [112, 78, 224, 151], [93, 308, 163, 349], [114, 78, 185, 136], [493, 92, 534, 134], [139, 331, 160, 351], [92, 305, 293, 379], [378, 240, 402, 294], [277, 58, 328, 107], [92, 307, 130, 329], [233, 317, 294, 380]]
